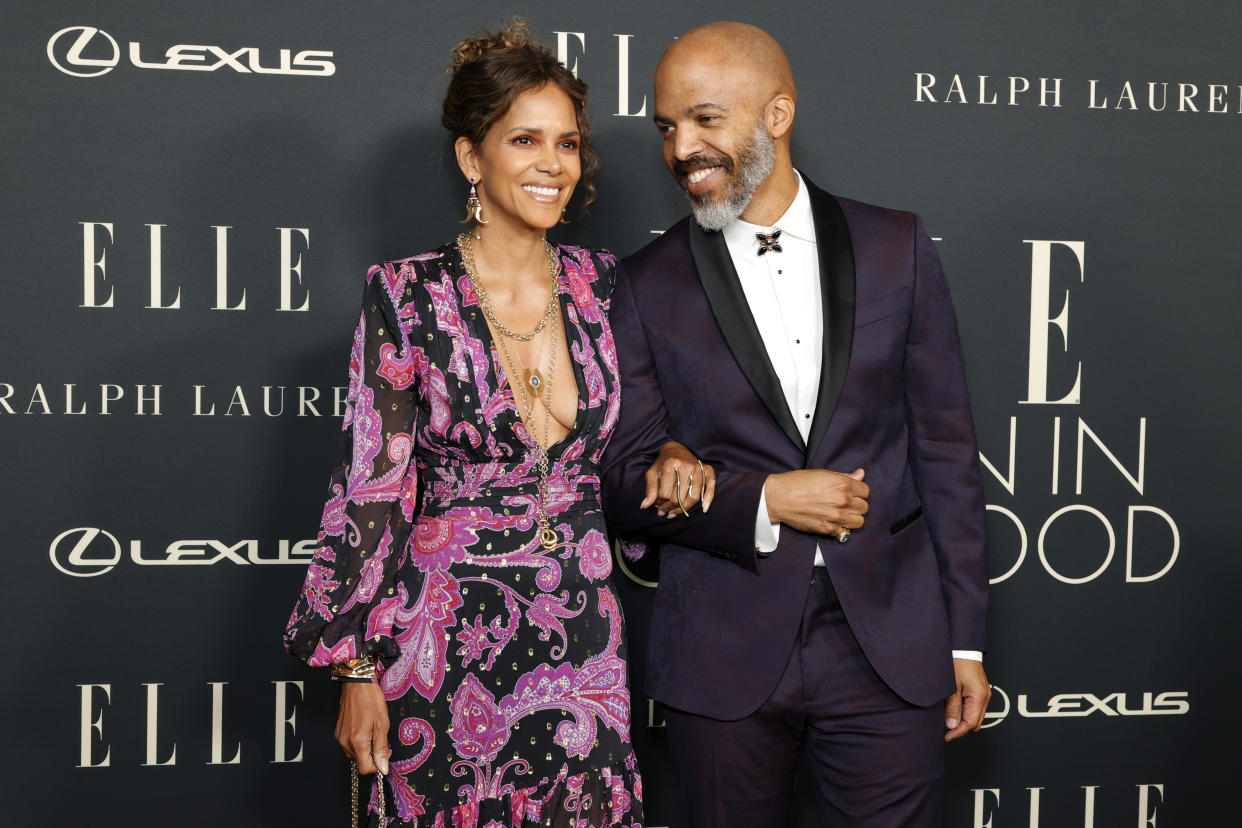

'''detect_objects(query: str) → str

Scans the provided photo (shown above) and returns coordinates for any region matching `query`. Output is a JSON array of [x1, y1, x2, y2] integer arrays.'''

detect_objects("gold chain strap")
[[350, 760, 387, 826]]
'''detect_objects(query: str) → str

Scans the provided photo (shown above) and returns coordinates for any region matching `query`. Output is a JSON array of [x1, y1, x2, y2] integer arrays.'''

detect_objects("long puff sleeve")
[[284, 264, 420, 666]]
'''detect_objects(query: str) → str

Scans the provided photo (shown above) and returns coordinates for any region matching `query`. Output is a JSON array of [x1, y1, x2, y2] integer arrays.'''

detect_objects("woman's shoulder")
[[555, 243, 620, 302], [370, 241, 459, 282], [363, 241, 460, 305], [556, 243, 618, 268]]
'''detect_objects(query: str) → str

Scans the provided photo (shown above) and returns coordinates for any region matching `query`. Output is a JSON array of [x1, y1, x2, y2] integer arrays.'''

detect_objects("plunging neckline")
[[453, 242, 585, 457]]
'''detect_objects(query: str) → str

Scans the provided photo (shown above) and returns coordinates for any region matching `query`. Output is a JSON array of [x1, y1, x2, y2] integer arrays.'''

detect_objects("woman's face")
[[461, 83, 582, 233]]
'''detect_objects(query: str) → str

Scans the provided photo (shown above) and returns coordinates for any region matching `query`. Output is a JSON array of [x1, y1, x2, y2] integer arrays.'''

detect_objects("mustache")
[[672, 155, 733, 180]]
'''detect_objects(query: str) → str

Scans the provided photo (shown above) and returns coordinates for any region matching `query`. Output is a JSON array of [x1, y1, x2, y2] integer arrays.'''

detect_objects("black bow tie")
[[756, 229, 782, 255]]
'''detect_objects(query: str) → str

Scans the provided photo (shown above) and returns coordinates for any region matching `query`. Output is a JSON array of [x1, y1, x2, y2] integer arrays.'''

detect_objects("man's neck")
[[738, 164, 799, 227]]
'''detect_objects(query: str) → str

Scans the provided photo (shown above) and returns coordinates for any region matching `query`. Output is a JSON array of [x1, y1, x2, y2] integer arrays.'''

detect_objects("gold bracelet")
[[331, 655, 378, 680]]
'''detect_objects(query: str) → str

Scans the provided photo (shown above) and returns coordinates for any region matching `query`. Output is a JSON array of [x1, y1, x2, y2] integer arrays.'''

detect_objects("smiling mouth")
[[522, 184, 562, 200], [685, 167, 721, 185]]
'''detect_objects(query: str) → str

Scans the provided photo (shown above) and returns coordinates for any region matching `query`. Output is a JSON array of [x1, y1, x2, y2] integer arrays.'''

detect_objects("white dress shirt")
[[721, 172, 982, 663]]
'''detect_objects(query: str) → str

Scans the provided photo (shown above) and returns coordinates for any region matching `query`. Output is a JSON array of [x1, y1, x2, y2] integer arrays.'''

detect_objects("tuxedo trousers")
[[662, 569, 944, 828]]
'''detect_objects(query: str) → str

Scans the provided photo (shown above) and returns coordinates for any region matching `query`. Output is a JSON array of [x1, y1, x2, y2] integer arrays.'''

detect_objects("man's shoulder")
[[817, 189, 922, 240], [621, 216, 694, 277]]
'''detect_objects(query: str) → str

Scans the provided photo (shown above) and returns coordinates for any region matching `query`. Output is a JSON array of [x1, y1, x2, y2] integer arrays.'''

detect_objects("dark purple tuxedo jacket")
[[602, 179, 988, 720]]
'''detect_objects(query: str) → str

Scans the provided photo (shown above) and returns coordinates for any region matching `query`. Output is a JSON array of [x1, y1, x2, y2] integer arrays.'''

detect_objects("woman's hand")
[[335, 681, 391, 775], [641, 440, 717, 517]]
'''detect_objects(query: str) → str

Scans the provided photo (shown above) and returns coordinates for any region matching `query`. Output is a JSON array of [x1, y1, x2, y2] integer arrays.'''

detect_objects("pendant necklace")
[[507, 327, 549, 397], [459, 233, 562, 549]]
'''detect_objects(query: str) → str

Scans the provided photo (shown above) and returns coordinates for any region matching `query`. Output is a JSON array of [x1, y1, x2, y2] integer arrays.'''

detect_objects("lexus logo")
[[45, 25, 335, 78], [47, 26, 120, 77], [50, 527, 123, 577], [48, 528, 317, 576], [981, 684, 1189, 726]]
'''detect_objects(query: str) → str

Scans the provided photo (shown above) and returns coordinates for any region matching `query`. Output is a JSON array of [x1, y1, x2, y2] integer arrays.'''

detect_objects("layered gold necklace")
[[458, 233, 562, 549]]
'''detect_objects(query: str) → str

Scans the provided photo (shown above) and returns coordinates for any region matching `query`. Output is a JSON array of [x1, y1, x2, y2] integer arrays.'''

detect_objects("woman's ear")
[[454, 136, 480, 183]]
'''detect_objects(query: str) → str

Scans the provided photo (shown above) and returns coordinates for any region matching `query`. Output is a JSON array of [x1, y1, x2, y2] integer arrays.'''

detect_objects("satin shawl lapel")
[[688, 221, 806, 452], [803, 179, 857, 465]]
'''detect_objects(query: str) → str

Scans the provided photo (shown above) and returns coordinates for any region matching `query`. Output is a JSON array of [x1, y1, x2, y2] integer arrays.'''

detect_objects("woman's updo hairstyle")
[[443, 19, 598, 209]]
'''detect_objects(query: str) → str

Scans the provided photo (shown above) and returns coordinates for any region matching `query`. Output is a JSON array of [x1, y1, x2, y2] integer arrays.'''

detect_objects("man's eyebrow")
[[654, 102, 728, 124]]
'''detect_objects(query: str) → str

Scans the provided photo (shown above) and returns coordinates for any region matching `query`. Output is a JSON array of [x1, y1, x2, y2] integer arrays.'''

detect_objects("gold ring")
[[837, 528, 851, 543], [674, 468, 689, 517]]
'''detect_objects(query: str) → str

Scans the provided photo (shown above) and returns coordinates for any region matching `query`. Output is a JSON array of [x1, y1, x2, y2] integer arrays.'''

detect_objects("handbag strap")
[[350, 760, 387, 826]]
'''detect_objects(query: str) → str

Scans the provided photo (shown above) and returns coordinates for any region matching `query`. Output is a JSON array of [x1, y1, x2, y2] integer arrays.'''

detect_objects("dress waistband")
[[416, 460, 602, 517]]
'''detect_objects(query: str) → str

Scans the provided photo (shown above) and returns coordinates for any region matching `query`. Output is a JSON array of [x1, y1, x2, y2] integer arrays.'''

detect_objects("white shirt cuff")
[[754, 482, 780, 554], [952, 650, 983, 662]]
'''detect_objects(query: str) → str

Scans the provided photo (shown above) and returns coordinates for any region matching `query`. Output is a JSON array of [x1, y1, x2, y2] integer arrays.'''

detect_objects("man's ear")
[[766, 94, 796, 141]]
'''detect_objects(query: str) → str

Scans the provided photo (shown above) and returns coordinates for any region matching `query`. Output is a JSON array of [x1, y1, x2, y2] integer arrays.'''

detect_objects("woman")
[[284, 21, 710, 827]]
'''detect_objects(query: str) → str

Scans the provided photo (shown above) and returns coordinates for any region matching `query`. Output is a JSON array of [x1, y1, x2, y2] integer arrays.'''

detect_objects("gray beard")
[[687, 122, 776, 232]]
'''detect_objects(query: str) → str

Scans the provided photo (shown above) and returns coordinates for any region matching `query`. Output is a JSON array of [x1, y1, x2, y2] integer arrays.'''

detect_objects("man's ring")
[[837, 528, 851, 543]]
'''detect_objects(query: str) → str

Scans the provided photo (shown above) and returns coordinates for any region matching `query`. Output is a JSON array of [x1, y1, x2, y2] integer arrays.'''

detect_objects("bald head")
[[657, 22, 796, 108]]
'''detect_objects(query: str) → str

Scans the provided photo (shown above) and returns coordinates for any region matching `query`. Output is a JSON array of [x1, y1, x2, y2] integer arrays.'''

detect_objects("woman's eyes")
[[510, 136, 579, 151]]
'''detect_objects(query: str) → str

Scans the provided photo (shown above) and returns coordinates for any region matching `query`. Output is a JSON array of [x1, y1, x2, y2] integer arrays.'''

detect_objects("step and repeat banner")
[[3, 1, 1237, 824]]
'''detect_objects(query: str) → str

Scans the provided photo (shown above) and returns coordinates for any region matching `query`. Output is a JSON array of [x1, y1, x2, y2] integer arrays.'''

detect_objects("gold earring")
[[462, 177, 487, 225]]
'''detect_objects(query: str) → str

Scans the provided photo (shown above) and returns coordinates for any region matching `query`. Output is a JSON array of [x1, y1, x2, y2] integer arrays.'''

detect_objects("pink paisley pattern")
[[577, 530, 613, 582], [285, 242, 640, 827]]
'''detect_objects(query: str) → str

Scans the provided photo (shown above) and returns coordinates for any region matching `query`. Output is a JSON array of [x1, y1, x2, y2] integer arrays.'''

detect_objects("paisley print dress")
[[284, 242, 642, 827]]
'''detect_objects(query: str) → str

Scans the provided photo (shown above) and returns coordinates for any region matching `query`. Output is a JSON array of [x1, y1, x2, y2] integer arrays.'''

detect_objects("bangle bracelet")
[[331, 655, 378, 680]]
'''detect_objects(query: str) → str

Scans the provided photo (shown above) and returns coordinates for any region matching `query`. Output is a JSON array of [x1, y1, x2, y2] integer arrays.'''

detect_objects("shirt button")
[[804, 413, 811, 419], [795, 339, 801, 344]]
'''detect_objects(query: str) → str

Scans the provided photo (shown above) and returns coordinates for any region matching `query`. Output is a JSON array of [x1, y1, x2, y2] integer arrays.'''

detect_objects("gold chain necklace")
[[459, 234, 562, 549], [459, 234, 560, 341]]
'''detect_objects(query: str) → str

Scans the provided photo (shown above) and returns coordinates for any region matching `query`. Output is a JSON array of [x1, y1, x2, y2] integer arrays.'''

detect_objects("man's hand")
[[642, 440, 717, 517], [764, 468, 869, 539], [944, 658, 991, 741]]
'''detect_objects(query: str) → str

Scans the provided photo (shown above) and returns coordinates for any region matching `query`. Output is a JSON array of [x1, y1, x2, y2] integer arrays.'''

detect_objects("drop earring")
[[462, 177, 487, 225]]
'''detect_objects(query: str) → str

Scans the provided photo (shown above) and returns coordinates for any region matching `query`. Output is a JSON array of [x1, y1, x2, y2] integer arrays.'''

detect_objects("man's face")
[[653, 58, 774, 230]]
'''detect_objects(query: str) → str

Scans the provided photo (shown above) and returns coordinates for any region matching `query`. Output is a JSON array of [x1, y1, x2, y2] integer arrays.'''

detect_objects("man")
[[602, 22, 991, 827]]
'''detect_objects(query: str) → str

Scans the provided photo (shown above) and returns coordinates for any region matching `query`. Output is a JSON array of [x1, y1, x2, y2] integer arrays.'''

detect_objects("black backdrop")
[[3, 1, 1238, 824]]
